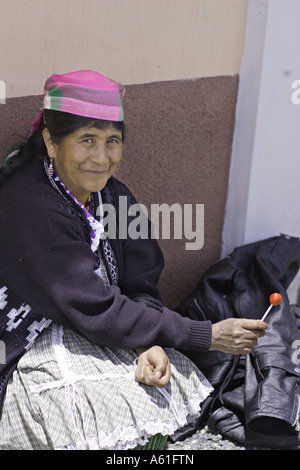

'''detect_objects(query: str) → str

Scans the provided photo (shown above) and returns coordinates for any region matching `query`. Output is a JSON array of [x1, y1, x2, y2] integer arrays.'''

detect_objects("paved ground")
[[165, 425, 247, 451]]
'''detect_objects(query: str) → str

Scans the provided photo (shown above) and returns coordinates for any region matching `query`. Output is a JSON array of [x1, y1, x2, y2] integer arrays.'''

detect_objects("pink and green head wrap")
[[30, 70, 125, 136]]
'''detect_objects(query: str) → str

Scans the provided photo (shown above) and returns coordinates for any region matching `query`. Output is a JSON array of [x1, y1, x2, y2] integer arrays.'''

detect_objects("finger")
[[241, 319, 268, 331], [135, 364, 154, 385], [154, 370, 162, 379], [153, 360, 169, 378], [151, 354, 169, 372], [240, 346, 253, 354], [135, 364, 168, 387], [233, 341, 256, 354], [230, 334, 259, 354], [152, 359, 171, 383], [242, 329, 265, 340], [141, 363, 171, 387], [252, 328, 266, 338], [158, 360, 171, 383]]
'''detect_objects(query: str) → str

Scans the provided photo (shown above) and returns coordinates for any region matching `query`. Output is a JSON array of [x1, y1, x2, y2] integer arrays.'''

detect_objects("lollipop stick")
[[261, 304, 273, 321]]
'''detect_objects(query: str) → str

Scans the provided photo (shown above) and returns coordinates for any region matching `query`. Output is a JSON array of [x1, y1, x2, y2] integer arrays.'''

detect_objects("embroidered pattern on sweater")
[[0, 284, 52, 371]]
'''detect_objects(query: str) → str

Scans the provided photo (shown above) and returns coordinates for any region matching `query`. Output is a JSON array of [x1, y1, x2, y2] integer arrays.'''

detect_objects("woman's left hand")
[[135, 346, 171, 387]]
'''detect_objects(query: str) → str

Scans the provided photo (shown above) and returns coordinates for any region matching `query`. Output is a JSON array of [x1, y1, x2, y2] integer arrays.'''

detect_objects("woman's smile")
[[80, 167, 110, 174]]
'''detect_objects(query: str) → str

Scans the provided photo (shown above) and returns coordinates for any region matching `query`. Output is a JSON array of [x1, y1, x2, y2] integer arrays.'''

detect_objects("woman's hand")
[[209, 318, 268, 355], [135, 346, 171, 387]]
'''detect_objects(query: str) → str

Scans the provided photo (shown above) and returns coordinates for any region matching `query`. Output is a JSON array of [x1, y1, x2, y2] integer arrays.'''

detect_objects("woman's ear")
[[42, 128, 56, 158]]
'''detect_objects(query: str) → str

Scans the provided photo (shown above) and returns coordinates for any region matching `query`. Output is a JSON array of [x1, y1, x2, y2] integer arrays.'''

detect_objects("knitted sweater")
[[0, 158, 212, 404]]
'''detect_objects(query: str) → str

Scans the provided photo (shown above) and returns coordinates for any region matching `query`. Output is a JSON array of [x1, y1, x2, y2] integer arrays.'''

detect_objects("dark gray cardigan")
[[0, 158, 212, 407]]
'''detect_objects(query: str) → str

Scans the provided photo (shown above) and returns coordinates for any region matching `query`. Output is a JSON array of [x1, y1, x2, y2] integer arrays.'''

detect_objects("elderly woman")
[[0, 70, 267, 450]]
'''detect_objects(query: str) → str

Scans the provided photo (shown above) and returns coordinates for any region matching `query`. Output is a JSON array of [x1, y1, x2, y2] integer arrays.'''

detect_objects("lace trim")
[[54, 390, 209, 450]]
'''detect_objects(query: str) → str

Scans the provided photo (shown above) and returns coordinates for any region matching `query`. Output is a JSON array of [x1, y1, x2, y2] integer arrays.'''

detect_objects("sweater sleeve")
[[3, 241, 211, 351]]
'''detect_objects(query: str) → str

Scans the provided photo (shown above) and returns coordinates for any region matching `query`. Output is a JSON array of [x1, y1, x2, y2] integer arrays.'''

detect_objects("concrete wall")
[[222, 0, 300, 304], [0, 0, 248, 96], [0, 0, 249, 309]]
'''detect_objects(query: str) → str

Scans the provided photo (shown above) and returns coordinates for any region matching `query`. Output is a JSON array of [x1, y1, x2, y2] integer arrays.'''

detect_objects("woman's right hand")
[[135, 346, 171, 387], [209, 318, 268, 355]]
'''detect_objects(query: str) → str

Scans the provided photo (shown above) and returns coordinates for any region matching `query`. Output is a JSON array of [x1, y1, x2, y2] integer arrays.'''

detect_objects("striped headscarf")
[[30, 70, 125, 136]]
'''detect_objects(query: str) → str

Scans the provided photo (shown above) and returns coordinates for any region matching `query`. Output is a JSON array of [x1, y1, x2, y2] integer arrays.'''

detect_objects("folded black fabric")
[[175, 234, 300, 449]]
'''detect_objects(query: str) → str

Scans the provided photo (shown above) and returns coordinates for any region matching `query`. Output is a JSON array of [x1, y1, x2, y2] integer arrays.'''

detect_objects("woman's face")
[[43, 125, 123, 204]]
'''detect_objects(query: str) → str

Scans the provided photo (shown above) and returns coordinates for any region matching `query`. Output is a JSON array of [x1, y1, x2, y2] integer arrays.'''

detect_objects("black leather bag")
[[175, 234, 300, 448]]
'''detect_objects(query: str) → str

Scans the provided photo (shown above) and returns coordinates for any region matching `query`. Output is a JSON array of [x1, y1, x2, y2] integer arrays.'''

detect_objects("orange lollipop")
[[269, 292, 282, 306], [261, 293, 282, 321]]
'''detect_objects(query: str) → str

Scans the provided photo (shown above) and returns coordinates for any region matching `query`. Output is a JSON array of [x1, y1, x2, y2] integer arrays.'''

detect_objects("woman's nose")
[[90, 144, 109, 164]]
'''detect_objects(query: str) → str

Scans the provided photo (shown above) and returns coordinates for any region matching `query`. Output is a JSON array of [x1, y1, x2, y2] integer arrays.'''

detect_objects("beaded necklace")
[[54, 175, 103, 253], [84, 194, 92, 213]]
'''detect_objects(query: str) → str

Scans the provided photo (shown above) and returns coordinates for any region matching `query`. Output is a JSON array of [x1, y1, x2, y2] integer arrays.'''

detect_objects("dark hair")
[[0, 109, 126, 185]]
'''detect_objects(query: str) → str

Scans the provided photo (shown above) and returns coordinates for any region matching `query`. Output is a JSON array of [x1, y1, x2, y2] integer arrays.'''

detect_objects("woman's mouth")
[[81, 168, 109, 174]]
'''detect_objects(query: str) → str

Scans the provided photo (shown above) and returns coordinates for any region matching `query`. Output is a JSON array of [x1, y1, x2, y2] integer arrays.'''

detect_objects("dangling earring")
[[48, 157, 54, 178]]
